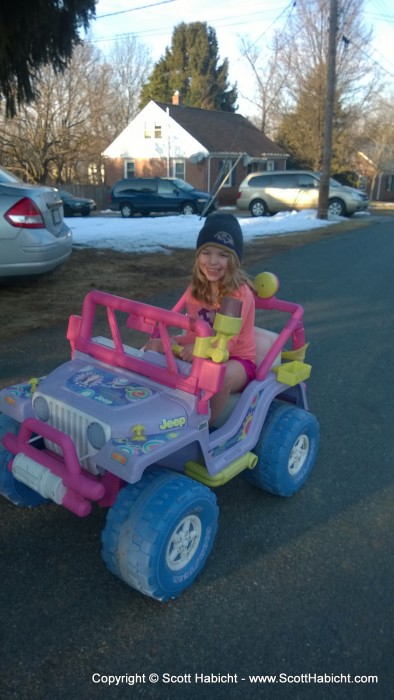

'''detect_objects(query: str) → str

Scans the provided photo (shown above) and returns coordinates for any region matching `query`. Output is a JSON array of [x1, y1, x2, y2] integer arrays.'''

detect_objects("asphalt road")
[[0, 216, 393, 700]]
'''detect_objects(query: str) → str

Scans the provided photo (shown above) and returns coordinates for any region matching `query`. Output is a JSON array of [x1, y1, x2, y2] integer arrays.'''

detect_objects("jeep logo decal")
[[159, 417, 186, 430]]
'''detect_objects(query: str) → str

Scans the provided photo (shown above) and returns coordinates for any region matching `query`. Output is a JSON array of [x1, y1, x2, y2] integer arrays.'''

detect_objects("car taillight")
[[236, 191, 241, 199], [5, 197, 45, 229]]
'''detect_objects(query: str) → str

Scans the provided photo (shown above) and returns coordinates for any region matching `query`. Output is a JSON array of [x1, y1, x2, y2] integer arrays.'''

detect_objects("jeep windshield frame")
[[67, 290, 225, 414]]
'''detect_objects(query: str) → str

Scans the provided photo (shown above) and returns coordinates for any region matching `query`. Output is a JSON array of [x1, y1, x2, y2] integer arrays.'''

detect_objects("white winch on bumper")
[[2, 417, 105, 517]]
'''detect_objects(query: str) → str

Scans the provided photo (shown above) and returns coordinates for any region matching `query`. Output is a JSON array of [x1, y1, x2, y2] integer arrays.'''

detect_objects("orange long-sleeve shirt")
[[174, 283, 256, 363]]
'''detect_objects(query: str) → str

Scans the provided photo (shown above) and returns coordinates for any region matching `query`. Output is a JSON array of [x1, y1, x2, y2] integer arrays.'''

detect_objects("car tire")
[[101, 467, 218, 601], [328, 198, 347, 217], [180, 202, 197, 215], [0, 414, 47, 507], [249, 199, 268, 217], [120, 202, 135, 218], [63, 205, 73, 217], [244, 400, 319, 496]]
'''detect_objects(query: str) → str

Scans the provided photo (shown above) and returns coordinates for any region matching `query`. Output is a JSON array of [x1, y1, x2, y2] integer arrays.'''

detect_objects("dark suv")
[[109, 177, 215, 218]]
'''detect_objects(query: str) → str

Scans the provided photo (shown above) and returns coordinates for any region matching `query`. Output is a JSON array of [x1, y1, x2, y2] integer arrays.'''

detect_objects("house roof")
[[156, 102, 288, 159], [358, 146, 394, 172]]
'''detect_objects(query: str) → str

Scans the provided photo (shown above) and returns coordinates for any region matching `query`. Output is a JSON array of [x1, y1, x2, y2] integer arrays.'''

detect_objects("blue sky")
[[86, 0, 394, 117]]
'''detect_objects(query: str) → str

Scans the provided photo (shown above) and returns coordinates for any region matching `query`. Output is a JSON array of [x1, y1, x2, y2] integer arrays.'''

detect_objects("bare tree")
[[105, 36, 153, 132], [0, 42, 108, 183], [0, 35, 152, 184], [239, 35, 288, 137], [279, 0, 384, 171], [241, 0, 384, 173]]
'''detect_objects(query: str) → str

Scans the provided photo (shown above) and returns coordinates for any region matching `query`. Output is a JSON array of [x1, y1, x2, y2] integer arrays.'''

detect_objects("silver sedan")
[[0, 165, 72, 279]]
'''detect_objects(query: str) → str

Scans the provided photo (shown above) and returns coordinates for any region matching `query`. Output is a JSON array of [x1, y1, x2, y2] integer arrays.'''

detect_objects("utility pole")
[[318, 0, 338, 219]]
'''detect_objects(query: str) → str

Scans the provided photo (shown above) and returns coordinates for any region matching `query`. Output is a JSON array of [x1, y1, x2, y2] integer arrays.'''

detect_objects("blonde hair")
[[191, 246, 253, 307]]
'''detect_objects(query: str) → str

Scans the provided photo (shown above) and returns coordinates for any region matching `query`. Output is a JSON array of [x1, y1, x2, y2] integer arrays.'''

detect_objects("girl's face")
[[198, 245, 230, 283]]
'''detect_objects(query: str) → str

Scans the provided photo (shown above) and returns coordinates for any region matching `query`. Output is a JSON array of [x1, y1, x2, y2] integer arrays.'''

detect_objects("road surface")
[[0, 216, 392, 699]]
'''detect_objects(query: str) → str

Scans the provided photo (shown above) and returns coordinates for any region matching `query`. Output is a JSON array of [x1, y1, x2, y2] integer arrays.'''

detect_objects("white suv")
[[236, 171, 369, 217]]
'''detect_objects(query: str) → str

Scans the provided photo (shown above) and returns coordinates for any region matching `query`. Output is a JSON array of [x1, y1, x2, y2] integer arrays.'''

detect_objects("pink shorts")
[[230, 356, 256, 388]]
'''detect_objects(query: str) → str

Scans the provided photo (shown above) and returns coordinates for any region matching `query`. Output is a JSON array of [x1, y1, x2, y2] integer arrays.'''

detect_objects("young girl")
[[147, 213, 256, 424]]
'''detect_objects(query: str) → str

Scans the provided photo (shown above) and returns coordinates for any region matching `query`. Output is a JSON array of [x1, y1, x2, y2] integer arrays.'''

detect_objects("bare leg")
[[209, 360, 247, 425]]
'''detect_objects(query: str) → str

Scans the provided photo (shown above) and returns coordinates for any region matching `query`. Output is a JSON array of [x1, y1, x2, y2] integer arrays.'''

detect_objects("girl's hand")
[[144, 338, 164, 353], [178, 343, 195, 362]]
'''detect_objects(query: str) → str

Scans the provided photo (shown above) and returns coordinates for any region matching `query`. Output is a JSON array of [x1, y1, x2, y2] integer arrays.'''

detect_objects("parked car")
[[236, 171, 370, 217], [59, 190, 96, 217], [109, 177, 216, 217], [0, 165, 72, 280]]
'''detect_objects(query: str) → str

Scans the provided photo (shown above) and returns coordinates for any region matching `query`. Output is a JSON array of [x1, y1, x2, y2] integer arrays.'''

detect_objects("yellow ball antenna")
[[254, 272, 279, 299]]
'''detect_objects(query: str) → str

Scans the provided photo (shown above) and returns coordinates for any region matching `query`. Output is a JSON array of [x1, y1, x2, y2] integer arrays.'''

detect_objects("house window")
[[267, 160, 275, 172], [247, 162, 263, 174], [220, 159, 235, 187], [125, 161, 135, 178], [173, 160, 185, 180], [144, 122, 161, 138], [385, 175, 394, 191]]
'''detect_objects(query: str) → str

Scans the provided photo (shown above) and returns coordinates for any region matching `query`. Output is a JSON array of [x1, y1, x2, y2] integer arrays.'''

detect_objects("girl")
[[147, 213, 256, 424]]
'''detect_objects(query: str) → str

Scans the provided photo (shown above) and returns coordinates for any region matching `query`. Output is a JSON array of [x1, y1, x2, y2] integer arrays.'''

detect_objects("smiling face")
[[197, 245, 230, 283]]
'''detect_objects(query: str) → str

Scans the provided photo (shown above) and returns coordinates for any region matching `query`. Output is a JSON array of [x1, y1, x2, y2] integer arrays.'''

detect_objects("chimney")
[[172, 90, 181, 105]]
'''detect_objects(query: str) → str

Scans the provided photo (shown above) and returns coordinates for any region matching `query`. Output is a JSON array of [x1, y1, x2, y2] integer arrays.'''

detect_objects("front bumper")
[[3, 417, 105, 516]]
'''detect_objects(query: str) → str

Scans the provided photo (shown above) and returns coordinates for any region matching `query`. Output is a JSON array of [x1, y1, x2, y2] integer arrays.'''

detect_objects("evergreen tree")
[[0, 0, 96, 116], [277, 62, 355, 172], [140, 22, 238, 112]]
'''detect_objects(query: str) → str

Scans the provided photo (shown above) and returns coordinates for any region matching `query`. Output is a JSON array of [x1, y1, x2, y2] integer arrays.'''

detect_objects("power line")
[[95, 0, 177, 21], [90, 3, 296, 46], [367, 0, 394, 22], [90, 0, 394, 79], [233, 1, 296, 72], [92, 12, 292, 45], [239, 0, 296, 51], [347, 37, 394, 77]]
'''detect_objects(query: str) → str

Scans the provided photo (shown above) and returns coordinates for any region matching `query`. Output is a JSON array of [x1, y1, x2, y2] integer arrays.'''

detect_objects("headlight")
[[33, 396, 51, 421], [87, 422, 107, 450]]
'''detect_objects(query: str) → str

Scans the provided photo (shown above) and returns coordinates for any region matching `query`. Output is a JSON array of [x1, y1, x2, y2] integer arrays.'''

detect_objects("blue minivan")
[[109, 177, 216, 218]]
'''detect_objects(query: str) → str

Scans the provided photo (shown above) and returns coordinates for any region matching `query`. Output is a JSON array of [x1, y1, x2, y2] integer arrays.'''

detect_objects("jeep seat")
[[212, 327, 281, 428]]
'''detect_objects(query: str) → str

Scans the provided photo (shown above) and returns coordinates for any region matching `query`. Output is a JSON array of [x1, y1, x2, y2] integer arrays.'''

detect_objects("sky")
[[69, 208, 370, 254], [86, 0, 394, 117]]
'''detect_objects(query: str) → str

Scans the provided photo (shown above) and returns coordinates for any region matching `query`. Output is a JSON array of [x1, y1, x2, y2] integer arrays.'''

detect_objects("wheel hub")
[[288, 434, 309, 476], [166, 515, 202, 571]]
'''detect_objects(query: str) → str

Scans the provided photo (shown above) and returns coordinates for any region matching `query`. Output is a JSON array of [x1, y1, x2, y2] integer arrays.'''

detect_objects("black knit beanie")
[[196, 213, 243, 262]]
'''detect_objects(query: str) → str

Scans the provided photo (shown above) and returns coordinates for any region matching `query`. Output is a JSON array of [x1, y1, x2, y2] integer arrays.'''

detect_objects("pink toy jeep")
[[0, 273, 319, 601]]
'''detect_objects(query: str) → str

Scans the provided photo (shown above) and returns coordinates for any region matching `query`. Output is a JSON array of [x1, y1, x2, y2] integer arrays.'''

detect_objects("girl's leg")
[[209, 360, 247, 425]]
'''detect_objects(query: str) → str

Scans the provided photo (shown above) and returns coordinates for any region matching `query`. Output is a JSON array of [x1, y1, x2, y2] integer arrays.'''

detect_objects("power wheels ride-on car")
[[0, 272, 319, 601]]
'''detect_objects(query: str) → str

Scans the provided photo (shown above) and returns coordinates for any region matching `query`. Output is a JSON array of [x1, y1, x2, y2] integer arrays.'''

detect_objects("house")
[[357, 148, 394, 203], [103, 95, 289, 206]]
